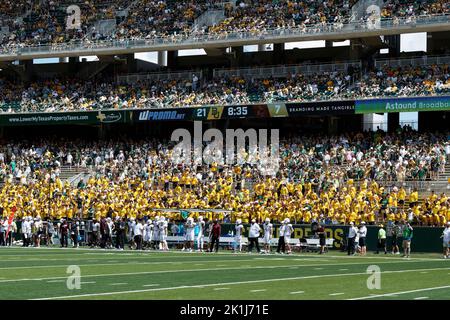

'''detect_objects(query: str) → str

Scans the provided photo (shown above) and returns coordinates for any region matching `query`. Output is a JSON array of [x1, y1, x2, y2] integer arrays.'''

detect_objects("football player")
[[196, 216, 205, 252], [234, 219, 245, 253], [184, 217, 195, 252], [143, 219, 153, 249], [152, 216, 160, 250], [159, 217, 169, 251], [263, 218, 273, 254]]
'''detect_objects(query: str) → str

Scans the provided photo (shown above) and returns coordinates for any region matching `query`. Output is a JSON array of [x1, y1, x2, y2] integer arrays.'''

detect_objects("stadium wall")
[[219, 224, 445, 253]]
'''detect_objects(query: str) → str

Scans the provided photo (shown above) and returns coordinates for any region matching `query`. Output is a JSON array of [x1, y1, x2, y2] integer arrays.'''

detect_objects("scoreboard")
[[132, 100, 355, 123]]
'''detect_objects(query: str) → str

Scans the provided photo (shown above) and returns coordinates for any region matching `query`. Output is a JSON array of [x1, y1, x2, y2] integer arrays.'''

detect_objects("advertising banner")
[[355, 95, 450, 114], [287, 100, 355, 116], [0, 110, 127, 126]]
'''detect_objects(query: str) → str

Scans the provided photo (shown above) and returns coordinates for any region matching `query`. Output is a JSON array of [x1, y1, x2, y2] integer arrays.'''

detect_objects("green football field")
[[0, 247, 449, 300]]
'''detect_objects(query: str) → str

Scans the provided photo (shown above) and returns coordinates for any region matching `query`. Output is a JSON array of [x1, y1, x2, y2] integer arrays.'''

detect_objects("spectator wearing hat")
[[283, 218, 294, 254], [347, 222, 358, 256], [248, 219, 261, 254], [317, 223, 327, 254], [276, 221, 286, 254], [376, 224, 387, 254], [358, 222, 368, 256]]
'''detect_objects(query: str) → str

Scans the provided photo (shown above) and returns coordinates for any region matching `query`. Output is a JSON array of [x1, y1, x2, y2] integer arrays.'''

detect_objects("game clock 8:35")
[[225, 106, 248, 118]]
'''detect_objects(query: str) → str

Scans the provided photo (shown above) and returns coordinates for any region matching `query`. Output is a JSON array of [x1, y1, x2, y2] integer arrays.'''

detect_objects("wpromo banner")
[[131, 104, 271, 122], [286, 100, 355, 115], [355, 95, 450, 114], [132, 108, 192, 121], [0, 110, 127, 126]]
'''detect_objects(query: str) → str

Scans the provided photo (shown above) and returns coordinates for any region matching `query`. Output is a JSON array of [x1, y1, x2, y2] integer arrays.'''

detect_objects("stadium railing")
[[1, 92, 450, 114], [213, 61, 362, 78], [117, 70, 203, 83], [1, 13, 449, 61], [375, 54, 450, 69]]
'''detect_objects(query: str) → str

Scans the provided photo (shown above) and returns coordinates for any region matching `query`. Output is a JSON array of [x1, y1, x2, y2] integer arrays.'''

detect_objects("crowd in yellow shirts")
[[0, 129, 449, 226], [1, 173, 448, 227]]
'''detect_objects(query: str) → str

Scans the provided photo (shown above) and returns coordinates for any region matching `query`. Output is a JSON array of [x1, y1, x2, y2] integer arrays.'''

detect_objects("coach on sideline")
[[276, 221, 286, 254], [209, 219, 221, 253], [248, 219, 261, 253], [347, 222, 358, 256]]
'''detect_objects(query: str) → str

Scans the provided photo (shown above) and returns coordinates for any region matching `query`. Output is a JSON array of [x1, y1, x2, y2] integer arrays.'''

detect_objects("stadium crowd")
[[0, 0, 448, 51], [1, 63, 449, 113], [0, 129, 448, 229]]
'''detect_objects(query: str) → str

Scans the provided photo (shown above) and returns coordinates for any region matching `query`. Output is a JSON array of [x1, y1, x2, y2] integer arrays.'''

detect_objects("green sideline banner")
[[355, 95, 450, 114], [0, 110, 128, 126], [220, 224, 445, 253]]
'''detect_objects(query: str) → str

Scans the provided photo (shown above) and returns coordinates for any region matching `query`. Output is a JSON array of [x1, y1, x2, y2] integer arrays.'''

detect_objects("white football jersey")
[[235, 224, 244, 237], [264, 223, 273, 235]]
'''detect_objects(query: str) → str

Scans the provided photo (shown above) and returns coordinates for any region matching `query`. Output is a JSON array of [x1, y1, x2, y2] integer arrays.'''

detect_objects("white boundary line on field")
[[0, 258, 301, 270], [1, 253, 443, 271], [0, 260, 442, 284], [31, 266, 450, 300], [349, 285, 450, 300], [0, 247, 444, 262]]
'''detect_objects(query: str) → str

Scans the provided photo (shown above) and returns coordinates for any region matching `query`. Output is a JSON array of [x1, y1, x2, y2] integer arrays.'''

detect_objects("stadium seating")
[[0, 0, 448, 49], [1, 63, 449, 113]]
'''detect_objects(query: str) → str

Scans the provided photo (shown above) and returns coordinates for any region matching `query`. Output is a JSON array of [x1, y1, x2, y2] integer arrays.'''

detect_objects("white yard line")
[[110, 283, 128, 286], [250, 289, 267, 293], [80, 281, 96, 284], [414, 297, 429, 300], [213, 288, 230, 291], [46, 280, 65, 283], [349, 285, 450, 300], [0, 258, 285, 270], [329, 292, 344, 296], [289, 291, 304, 294], [31, 267, 450, 300]]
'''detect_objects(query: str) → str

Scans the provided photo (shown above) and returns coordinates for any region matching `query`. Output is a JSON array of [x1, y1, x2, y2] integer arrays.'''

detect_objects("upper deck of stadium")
[[0, 0, 449, 61]]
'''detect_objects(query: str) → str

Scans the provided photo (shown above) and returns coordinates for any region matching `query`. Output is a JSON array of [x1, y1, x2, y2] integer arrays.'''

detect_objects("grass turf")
[[0, 247, 448, 300]]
